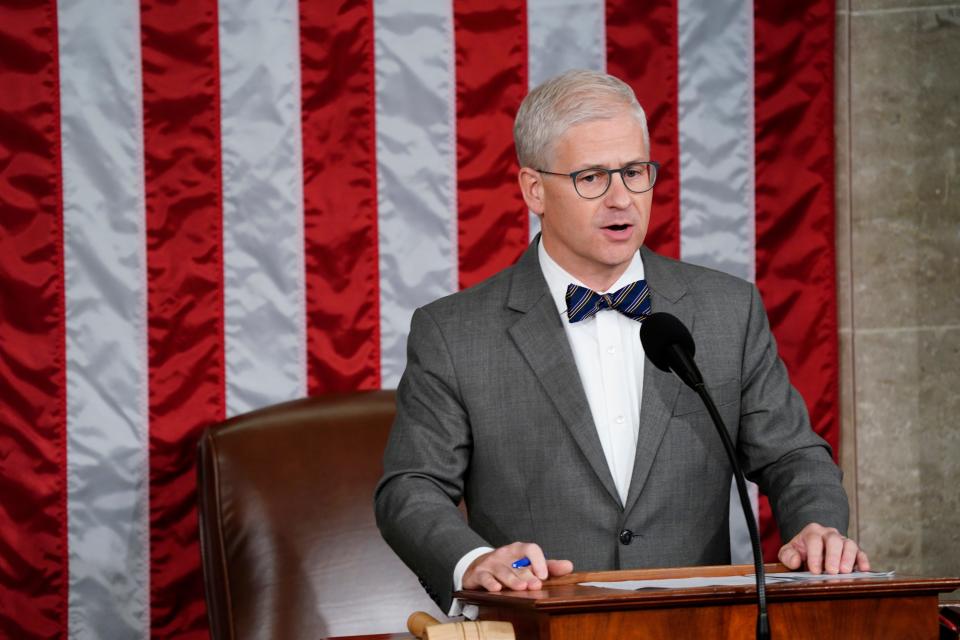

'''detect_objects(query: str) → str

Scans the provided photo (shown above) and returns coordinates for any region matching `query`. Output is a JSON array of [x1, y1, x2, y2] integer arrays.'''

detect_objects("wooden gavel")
[[407, 612, 515, 640]]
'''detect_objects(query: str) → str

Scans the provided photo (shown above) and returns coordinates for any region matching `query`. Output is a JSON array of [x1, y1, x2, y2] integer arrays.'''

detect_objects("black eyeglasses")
[[537, 161, 659, 199]]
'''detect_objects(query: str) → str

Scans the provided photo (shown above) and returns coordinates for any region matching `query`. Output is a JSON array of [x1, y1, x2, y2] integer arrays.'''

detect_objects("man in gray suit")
[[374, 70, 869, 614]]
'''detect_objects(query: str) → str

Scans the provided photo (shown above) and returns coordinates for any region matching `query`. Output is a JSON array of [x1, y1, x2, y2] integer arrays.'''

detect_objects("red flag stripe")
[[606, 0, 681, 259], [753, 1, 838, 559], [454, 0, 529, 289], [300, 0, 381, 393], [0, 2, 67, 637], [141, 0, 224, 634]]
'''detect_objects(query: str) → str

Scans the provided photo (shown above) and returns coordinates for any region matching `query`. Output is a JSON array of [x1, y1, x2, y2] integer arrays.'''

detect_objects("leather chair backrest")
[[197, 390, 444, 639]]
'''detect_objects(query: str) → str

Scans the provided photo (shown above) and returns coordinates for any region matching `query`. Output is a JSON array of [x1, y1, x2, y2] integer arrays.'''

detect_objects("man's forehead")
[[552, 115, 648, 167]]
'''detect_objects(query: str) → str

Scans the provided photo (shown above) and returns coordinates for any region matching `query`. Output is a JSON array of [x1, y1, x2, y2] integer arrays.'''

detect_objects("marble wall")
[[835, 0, 960, 579]]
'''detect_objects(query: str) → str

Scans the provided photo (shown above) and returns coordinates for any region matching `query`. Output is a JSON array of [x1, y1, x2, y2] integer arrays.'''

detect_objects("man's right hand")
[[461, 541, 574, 592]]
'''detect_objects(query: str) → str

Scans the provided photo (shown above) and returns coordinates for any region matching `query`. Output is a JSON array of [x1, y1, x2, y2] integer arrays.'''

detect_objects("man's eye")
[[578, 171, 604, 183]]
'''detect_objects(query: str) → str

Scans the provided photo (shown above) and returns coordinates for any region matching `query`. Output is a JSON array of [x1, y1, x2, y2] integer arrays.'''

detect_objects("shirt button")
[[606, 346, 616, 355], [619, 529, 634, 545], [615, 415, 625, 424]]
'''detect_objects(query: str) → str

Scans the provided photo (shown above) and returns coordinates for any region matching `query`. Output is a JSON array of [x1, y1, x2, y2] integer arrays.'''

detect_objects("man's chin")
[[596, 237, 643, 262]]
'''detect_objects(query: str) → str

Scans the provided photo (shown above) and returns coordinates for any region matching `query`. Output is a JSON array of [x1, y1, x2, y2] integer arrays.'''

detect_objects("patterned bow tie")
[[565, 280, 652, 323]]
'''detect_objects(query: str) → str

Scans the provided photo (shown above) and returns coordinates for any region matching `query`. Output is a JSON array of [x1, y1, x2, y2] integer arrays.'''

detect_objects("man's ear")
[[518, 167, 546, 215]]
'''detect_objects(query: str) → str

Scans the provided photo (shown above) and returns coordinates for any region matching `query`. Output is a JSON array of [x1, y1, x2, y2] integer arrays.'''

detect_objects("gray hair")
[[513, 69, 650, 169]]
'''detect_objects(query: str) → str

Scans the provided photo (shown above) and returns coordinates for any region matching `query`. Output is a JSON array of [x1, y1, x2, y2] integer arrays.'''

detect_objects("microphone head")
[[640, 312, 696, 373]]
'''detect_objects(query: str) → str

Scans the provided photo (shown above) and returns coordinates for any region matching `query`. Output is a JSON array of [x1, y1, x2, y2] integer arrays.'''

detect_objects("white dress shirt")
[[537, 241, 646, 504], [449, 241, 647, 616]]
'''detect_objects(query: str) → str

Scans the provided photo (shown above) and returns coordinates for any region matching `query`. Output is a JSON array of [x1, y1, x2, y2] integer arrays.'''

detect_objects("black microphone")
[[640, 312, 771, 640], [639, 312, 702, 388]]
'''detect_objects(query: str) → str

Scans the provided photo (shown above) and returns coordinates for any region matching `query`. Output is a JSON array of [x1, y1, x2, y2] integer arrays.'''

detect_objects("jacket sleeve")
[[374, 306, 491, 613], [736, 284, 849, 541]]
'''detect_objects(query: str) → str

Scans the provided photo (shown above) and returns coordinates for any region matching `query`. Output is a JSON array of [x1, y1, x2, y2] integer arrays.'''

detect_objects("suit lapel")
[[623, 247, 695, 516], [507, 240, 622, 506]]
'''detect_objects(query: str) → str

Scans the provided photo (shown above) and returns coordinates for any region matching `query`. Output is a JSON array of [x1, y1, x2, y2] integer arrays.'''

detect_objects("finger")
[[513, 566, 543, 590], [463, 547, 522, 591], [856, 549, 871, 572], [508, 566, 542, 591], [778, 543, 802, 570], [805, 530, 825, 574], [823, 532, 845, 574], [461, 551, 495, 590], [476, 570, 503, 593], [546, 559, 574, 577], [520, 543, 549, 581], [501, 542, 543, 588], [839, 538, 859, 573], [490, 563, 536, 591], [463, 566, 505, 592]]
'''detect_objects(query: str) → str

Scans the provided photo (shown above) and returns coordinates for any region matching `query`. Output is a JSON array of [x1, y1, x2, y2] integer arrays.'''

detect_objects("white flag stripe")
[[676, 0, 758, 563], [677, 0, 756, 284], [527, 0, 605, 87], [219, 0, 307, 417], [728, 480, 762, 564], [58, 0, 150, 636], [374, 0, 458, 388], [526, 0, 606, 241]]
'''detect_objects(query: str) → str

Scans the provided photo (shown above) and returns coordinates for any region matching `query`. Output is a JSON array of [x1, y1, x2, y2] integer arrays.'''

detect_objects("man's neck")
[[540, 241, 631, 293], [581, 271, 627, 293]]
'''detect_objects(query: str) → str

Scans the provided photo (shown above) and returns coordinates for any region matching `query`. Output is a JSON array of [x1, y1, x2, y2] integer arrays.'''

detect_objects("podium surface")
[[456, 564, 960, 639]]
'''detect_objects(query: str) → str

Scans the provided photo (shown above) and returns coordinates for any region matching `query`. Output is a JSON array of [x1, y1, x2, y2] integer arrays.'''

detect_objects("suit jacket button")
[[619, 529, 633, 545]]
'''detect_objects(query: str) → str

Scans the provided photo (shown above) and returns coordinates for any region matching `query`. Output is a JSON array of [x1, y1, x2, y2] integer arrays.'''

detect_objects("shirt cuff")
[[446, 546, 494, 619]]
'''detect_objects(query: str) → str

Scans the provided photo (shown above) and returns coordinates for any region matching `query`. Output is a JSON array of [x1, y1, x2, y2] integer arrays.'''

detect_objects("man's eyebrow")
[[570, 157, 648, 171]]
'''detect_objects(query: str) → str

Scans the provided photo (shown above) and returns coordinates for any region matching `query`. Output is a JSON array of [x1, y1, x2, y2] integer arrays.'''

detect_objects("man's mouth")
[[604, 223, 631, 232]]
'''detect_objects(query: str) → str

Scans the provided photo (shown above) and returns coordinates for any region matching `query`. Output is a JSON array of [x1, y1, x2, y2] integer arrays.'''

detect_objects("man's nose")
[[603, 171, 632, 208]]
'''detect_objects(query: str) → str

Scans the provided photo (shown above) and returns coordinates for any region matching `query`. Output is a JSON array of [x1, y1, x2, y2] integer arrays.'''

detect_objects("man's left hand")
[[778, 522, 870, 574]]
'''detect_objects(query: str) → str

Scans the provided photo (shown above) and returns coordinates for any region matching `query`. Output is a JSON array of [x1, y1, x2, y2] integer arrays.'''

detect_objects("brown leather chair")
[[197, 390, 446, 639]]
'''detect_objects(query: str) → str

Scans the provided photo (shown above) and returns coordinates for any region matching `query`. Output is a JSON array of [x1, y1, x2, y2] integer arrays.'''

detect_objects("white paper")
[[581, 570, 895, 591], [762, 570, 895, 582]]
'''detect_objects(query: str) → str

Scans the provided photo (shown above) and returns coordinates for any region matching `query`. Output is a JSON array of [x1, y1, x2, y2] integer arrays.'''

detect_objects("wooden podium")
[[455, 564, 960, 639]]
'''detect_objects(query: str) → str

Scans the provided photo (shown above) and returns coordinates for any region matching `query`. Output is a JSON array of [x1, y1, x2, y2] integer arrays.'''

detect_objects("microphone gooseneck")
[[640, 312, 771, 640]]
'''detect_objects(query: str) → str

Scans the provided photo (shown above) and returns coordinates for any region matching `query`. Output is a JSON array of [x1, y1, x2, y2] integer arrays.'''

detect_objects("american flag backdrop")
[[0, 0, 838, 637]]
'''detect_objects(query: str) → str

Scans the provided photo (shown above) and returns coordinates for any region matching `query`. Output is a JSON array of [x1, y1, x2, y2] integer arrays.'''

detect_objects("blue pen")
[[511, 557, 531, 569]]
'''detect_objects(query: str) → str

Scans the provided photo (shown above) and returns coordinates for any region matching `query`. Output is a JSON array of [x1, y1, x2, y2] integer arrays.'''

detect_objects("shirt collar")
[[537, 238, 646, 317]]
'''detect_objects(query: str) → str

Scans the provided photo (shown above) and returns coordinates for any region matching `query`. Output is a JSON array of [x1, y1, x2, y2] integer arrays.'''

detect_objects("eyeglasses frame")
[[535, 160, 660, 200]]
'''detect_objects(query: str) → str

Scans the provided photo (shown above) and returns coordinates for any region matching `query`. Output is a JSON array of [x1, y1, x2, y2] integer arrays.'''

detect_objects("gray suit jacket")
[[374, 239, 848, 611]]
